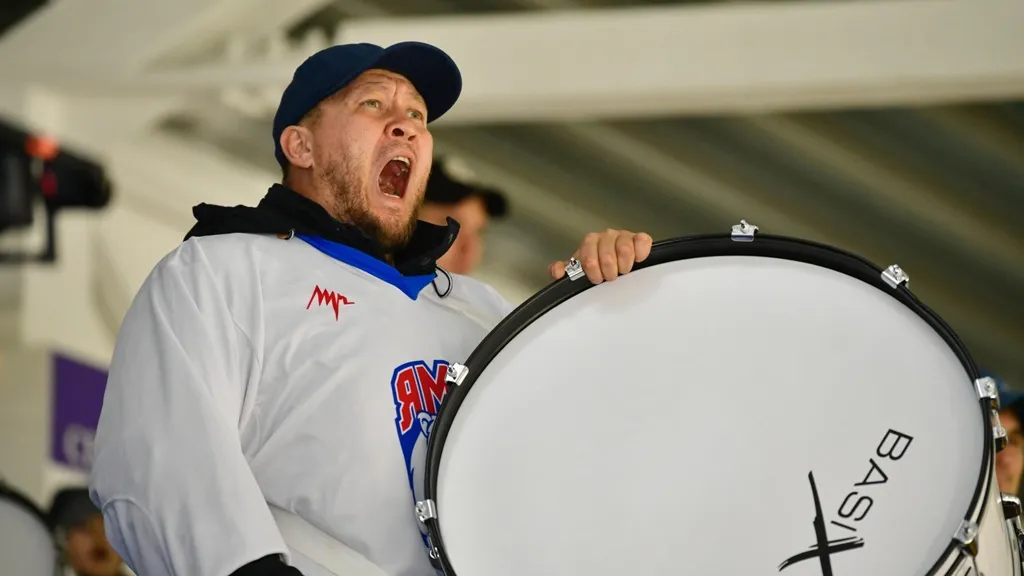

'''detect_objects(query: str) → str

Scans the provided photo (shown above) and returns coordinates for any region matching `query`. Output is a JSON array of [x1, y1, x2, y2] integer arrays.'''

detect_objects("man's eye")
[[363, 99, 382, 109], [408, 109, 425, 121]]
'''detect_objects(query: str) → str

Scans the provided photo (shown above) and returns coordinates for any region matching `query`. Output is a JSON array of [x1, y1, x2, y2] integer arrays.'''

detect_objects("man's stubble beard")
[[319, 154, 420, 253]]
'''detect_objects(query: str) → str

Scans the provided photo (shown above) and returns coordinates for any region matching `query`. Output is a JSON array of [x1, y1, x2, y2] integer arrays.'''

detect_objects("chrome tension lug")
[[730, 220, 759, 242], [954, 519, 980, 556], [975, 376, 1000, 410], [415, 499, 437, 524], [995, 420, 1009, 452], [881, 264, 909, 289], [445, 363, 469, 387], [564, 257, 585, 281], [1002, 493, 1023, 519]]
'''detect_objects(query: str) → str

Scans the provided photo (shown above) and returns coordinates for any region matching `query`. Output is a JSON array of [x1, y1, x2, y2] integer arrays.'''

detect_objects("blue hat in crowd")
[[272, 42, 462, 167], [991, 371, 1024, 419]]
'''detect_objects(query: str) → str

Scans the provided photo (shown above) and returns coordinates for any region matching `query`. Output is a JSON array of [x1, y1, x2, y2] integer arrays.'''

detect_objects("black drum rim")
[[421, 233, 991, 576]]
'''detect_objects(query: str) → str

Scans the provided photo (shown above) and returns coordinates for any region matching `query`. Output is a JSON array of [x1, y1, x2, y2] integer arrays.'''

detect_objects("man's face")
[[64, 514, 122, 576], [997, 409, 1024, 494], [420, 196, 490, 275], [307, 69, 434, 252]]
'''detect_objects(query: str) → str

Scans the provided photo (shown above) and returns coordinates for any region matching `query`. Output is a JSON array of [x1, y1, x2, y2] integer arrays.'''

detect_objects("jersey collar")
[[186, 184, 459, 277]]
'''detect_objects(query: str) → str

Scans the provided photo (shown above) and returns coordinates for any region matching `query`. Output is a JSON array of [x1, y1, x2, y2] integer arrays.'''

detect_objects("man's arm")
[[90, 242, 295, 576]]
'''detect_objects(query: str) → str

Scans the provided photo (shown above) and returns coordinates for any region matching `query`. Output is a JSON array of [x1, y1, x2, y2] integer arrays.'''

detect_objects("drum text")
[[831, 429, 914, 533]]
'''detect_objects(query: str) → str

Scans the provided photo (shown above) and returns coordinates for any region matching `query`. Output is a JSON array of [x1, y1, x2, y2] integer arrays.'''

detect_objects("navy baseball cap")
[[992, 372, 1024, 419], [273, 41, 462, 167]]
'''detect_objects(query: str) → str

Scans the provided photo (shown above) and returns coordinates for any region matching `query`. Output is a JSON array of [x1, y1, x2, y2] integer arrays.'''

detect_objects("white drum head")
[[0, 487, 58, 575], [432, 253, 988, 576]]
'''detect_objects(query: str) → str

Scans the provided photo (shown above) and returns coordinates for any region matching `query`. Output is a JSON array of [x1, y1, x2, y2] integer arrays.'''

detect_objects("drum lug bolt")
[[564, 257, 585, 281], [975, 377, 1000, 411], [446, 363, 469, 387], [415, 499, 437, 523], [954, 519, 980, 556], [881, 264, 910, 289], [995, 419, 1009, 452], [730, 220, 759, 242]]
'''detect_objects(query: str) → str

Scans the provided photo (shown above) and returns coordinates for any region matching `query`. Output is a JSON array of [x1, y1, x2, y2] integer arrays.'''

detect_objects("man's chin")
[[375, 219, 418, 252]]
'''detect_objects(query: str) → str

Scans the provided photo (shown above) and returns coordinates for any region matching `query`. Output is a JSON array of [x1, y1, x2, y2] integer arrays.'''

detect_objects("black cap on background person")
[[49, 488, 124, 576], [419, 156, 509, 275]]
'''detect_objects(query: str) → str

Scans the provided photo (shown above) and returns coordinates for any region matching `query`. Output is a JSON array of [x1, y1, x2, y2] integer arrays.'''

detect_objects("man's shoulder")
[[441, 272, 517, 319], [156, 233, 291, 272]]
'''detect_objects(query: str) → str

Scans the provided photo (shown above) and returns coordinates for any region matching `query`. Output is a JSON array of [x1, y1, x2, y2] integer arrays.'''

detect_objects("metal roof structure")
[[1, 0, 1022, 382]]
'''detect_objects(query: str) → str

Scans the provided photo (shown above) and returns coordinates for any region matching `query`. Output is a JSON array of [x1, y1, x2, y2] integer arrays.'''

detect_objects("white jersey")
[[90, 231, 515, 576]]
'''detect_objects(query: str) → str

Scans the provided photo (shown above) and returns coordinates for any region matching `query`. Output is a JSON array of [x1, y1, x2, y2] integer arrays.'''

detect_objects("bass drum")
[[418, 223, 1024, 576], [0, 481, 60, 575]]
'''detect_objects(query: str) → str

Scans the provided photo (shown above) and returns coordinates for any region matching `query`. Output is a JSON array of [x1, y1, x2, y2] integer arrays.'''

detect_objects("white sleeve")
[[89, 244, 287, 576]]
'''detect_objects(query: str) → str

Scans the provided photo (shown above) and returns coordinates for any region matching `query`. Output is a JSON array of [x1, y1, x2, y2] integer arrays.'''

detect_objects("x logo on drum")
[[778, 472, 865, 575]]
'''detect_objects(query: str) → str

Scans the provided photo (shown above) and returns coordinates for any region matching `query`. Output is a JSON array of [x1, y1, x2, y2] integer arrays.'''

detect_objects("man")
[[996, 376, 1024, 495], [417, 156, 508, 275], [89, 41, 651, 576], [48, 488, 126, 576]]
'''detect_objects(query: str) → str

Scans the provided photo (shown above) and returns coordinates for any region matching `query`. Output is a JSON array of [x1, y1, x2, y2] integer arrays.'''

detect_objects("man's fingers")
[[597, 231, 620, 282], [556, 231, 652, 284], [577, 233, 603, 284], [549, 261, 567, 280], [615, 231, 636, 275], [634, 232, 653, 263]]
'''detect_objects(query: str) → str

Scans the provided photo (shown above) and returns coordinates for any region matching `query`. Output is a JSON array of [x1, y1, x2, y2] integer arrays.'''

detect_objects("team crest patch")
[[391, 360, 450, 544]]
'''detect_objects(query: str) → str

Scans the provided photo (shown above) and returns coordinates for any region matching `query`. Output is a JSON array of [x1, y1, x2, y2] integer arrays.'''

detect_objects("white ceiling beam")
[[28, 0, 1024, 123], [0, 0, 333, 76]]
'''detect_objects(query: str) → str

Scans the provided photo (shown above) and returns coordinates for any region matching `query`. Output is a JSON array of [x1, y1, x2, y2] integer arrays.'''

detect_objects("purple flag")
[[51, 353, 108, 472]]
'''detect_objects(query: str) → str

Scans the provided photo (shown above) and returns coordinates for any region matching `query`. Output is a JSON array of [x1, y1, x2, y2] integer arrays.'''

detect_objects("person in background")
[[48, 487, 125, 576], [995, 376, 1024, 496], [417, 156, 508, 275]]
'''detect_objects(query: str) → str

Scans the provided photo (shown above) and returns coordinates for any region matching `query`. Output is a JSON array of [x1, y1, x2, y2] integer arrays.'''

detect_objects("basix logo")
[[306, 285, 355, 321], [779, 429, 913, 575]]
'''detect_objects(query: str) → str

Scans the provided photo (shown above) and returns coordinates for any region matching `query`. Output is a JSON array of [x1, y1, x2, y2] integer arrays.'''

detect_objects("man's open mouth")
[[379, 156, 411, 198]]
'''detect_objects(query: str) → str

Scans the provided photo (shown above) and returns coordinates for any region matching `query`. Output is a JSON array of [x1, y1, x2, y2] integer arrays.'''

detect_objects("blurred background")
[[0, 0, 1021, 573]]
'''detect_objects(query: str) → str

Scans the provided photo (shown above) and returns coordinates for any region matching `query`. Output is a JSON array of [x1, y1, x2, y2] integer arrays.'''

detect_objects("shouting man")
[[90, 42, 652, 576]]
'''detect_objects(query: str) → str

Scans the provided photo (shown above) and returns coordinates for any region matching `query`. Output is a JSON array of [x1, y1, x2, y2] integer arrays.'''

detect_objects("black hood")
[[185, 184, 459, 277]]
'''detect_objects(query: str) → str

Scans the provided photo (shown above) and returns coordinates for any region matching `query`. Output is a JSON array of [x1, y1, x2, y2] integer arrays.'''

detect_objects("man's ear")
[[280, 126, 315, 170]]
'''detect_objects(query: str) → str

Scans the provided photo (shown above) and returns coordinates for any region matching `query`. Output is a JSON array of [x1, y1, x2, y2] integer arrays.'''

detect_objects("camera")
[[0, 118, 113, 262]]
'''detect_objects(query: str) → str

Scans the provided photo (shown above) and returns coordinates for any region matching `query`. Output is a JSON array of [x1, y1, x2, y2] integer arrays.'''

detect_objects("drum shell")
[[420, 233, 1012, 576]]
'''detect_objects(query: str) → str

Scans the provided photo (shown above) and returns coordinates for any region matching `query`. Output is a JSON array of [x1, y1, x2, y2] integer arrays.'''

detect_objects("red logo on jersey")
[[393, 361, 449, 435], [306, 285, 354, 320]]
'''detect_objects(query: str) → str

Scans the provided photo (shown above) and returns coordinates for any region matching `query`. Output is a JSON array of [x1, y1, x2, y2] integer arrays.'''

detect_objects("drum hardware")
[[422, 226, 1015, 576], [979, 375, 1010, 453], [1002, 494, 1024, 575], [415, 499, 437, 522], [976, 377, 1001, 411], [956, 519, 982, 557], [882, 264, 910, 289], [415, 500, 442, 562], [994, 417, 1009, 452], [445, 363, 469, 387], [730, 219, 758, 242], [954, 520, 983, 576], [564, 257, 585, 281]]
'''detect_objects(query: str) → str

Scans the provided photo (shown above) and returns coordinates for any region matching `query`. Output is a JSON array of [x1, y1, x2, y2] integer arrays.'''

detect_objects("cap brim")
[[1004, 392, 1024, 413], [478, 189, 508, 218], [374, 42, 462, 124]]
